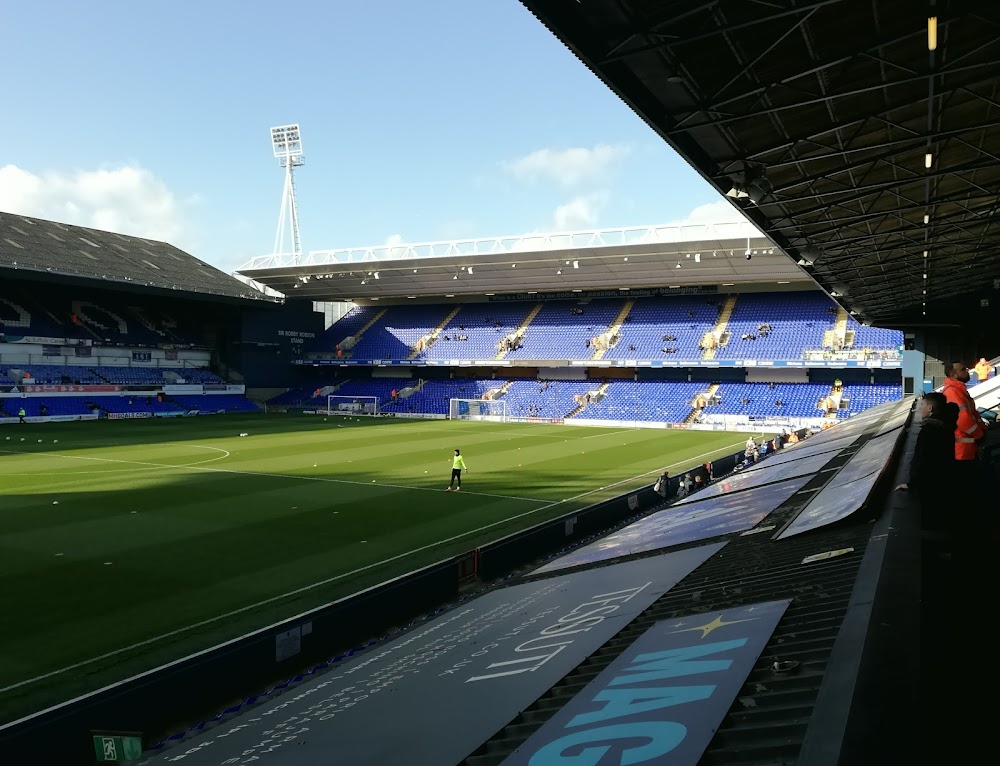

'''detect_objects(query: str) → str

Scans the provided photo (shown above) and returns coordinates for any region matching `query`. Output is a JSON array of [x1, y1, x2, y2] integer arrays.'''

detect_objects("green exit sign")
[[93, 734, 142, 762]]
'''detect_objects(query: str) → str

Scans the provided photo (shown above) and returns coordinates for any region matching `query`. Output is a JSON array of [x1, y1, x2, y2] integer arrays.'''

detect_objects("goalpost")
[[449, 398, 508, 422], [326, 395, 379, 416]]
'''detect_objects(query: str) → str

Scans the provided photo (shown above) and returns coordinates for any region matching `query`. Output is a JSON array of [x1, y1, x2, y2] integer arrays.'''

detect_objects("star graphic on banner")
[[669, 613, 757, 639]]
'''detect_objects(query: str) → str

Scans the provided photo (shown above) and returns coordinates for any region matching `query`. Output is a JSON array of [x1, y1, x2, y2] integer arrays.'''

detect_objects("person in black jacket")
[[896, 392, 958, 532]]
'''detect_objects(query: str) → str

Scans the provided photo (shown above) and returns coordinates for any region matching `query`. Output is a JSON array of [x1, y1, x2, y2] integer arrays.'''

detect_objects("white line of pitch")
[[0, 448, 550, 504], [0, 439, 745, 697], [0, 444, 231, 476]]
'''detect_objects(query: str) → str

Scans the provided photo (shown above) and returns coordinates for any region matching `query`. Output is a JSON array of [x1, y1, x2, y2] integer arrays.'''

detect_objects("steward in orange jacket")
[[942, 362, 987, 461]]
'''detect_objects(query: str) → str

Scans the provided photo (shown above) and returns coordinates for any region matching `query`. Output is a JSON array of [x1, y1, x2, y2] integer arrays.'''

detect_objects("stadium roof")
[[238, 221, 812, 300], [518, 0, 1000, 324], [0, 211, 276, 303]]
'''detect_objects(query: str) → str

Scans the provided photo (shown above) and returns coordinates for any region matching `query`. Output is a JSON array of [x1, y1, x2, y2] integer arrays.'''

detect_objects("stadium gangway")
[[968, 371, 1000, 417]]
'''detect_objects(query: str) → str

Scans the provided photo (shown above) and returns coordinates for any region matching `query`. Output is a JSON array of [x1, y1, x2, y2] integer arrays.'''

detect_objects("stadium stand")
[[381, 379, 494, 415], [0, 212, 271, 301], [420, 303, 537, 360], [507, 299, 625, 360], [311, 293, 904, 363], [313, 305, 381, 351], [611, 296, 719, 359], [2, 364, 106, 384], [581, 380, 706, 422], [719, 292, 832, 360], [169, 395, 260, 413], [502, 379, 596, 419], [345, 305, 455, 360], [92, 396, 187, 415]]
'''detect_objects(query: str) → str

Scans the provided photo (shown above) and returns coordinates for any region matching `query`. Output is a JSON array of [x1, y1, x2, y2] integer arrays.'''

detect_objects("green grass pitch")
[[0, 413, 751, 723]]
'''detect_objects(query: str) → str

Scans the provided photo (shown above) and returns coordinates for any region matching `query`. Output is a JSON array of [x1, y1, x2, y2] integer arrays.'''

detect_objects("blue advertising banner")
[[293, 358, 901, 369], [500, 599, 791, 766], [143, 546, 723, 766]]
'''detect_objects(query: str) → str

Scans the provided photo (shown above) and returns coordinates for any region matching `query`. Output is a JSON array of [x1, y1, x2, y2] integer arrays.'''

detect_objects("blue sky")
[[0, 0, 737, 273]]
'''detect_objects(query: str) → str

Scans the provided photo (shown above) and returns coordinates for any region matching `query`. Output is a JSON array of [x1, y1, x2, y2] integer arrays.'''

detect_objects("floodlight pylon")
[[270, 124, 304, 264]]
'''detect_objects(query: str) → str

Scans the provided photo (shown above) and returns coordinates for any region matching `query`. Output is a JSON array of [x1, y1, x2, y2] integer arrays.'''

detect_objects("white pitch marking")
[[0, 447, 547, 503], [0, 438, 745, 697], [0, 445, 231, 476]]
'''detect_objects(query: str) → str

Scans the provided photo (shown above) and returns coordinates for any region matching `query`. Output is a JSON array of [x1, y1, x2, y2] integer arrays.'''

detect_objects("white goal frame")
[[449, 398, 507, 422], [326, 395, 379, 416]]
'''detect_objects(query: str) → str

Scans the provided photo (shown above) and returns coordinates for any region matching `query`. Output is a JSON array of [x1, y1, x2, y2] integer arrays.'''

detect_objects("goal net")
[[326, 395, 379, 416], [449, 398, 507, 422]]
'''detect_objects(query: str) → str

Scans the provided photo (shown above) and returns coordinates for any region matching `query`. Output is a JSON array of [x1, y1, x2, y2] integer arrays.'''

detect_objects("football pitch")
[[0, 414, 751, 724]]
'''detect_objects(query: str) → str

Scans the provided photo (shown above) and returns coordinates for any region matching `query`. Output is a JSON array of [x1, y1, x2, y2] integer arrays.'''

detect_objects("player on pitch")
[[446, 449, 468, 491]]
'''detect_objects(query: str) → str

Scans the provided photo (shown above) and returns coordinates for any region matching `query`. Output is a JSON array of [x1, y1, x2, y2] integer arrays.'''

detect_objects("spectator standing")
[[681, 473, 694, 497], [973, 357, 993, 383], [654, 470, 673, 499], [941, 362, 987, 484], [895, 392, 957, 534]]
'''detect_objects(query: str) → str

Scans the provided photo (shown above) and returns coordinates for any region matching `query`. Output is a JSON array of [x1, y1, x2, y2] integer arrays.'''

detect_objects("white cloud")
[[0, 164, 192, 247], [503, 144, 630, 186], [665, 199, 747, 226], [383, 233, 405, 247], [552, 192, 609, 231]]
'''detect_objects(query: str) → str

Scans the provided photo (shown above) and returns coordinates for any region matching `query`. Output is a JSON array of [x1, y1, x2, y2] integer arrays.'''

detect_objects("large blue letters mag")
[[501, 599, 791, 766]]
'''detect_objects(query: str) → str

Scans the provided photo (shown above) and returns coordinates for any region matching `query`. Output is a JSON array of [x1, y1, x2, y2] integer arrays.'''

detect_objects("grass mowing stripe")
[[0, 448, 550, 504], [0, 437, 745, 697], [0, 415, 755, 722]]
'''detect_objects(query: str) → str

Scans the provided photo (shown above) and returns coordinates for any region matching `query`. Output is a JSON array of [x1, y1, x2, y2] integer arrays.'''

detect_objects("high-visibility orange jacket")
[[942, 377, 987, 461]]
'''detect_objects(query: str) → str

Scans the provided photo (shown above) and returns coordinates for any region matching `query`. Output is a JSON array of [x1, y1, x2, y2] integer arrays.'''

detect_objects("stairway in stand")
[[566, 382, 610, 418], [341, 308, 388, 357], [408, 306, 462, 360], [702, 295, 737, 360], [495, 303, 544, 360], [683, 383, 721, 424], [591, 299, 635, 361]]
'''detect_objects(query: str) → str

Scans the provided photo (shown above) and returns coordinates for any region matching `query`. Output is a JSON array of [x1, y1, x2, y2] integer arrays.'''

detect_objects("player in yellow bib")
[[446, 449, 468, 491]]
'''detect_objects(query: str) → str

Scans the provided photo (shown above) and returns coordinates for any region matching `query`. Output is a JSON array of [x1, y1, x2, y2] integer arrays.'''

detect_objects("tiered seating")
[[268, 386, 325, 406], [0, 286, 213, 347], [313, 305, 381, 350], [388, 379, 495, 415], [841, 385, 903, 415], [507, 300, 626, 360], [719, 293, 832, 360], [611, 297, 720, 359], [501, 380, 595, 419], [92, 396, 185, 414], [161, 368, 224, 384], [10, 398, 94, 417], [94, 367, 173, 385], [580, 381, 704, 422], [846, 319, 902, 350], [346, 306, 454, 360], [420, 303, 535, 360], [170, 395, 260, 413], [333, 378, 417, 406], [3, 364, 105, 384], [710, 382, 833, 418]]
